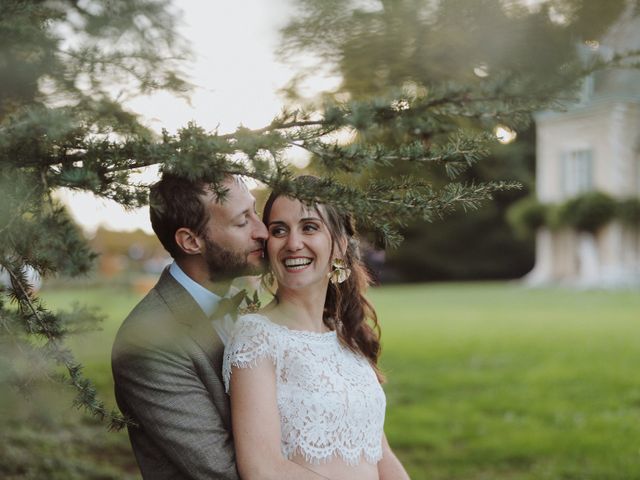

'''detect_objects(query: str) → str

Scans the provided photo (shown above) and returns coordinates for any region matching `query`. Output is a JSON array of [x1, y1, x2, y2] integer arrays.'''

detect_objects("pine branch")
[[1, 261, 132, 429]]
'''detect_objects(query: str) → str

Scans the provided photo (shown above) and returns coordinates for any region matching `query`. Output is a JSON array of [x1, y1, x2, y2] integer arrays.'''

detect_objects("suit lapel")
[[154, 268, 225, 378]]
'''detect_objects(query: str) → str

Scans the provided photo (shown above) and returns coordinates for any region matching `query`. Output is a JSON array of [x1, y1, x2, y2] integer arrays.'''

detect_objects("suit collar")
[[155, 267, 208, 328], [168, 261, 222, 317], [154, 268, 224, 373]]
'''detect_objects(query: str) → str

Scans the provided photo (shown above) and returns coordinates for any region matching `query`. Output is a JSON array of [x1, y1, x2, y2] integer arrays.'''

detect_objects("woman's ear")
[[175, 228, 204, 256]]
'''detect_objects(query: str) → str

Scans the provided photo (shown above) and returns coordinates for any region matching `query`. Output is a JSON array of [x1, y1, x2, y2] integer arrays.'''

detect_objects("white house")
[[526, 11, 640, 287]]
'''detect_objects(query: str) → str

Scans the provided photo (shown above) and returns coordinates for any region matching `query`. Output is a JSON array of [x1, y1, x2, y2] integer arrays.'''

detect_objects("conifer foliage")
[[1, 0, 635, 428], [1, 0, 192, 430], [278, 0, 640, 280]]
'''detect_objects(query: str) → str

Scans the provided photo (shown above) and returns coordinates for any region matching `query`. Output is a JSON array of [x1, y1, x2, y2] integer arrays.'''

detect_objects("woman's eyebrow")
[[267, 216, 323, 228], [267, 220, 286, 227]]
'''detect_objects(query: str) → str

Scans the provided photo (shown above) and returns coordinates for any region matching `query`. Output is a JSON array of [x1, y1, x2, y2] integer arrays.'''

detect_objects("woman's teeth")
[[284, 258, 312, 270]]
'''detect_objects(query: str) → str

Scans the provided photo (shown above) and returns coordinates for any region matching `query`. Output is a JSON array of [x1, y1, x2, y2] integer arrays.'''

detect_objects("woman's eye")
[[303, 223, 319, 232], [270, 227, 285, 236]]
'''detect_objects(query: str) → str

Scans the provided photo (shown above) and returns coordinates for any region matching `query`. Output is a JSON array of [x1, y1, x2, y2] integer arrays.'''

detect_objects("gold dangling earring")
[[261, 270, 276, 289], [260, 270, 276, 295], [328, 258, 351, 284]]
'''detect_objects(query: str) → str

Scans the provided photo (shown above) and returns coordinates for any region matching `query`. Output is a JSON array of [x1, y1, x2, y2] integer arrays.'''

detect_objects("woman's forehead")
[[272, 196, 323, 219]]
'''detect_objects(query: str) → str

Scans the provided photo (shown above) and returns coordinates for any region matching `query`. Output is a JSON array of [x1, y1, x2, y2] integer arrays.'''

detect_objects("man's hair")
[[149, 173, 210, 259]]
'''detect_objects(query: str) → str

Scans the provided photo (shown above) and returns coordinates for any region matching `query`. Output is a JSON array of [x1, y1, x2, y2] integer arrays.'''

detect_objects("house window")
[[560, 149, 593, 197]]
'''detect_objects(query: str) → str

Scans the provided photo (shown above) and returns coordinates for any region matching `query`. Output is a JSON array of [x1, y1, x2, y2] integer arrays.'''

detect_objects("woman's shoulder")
[[222, 314, 280, 391], [229, 312, 277, 340], [224, 313, 280, 370]]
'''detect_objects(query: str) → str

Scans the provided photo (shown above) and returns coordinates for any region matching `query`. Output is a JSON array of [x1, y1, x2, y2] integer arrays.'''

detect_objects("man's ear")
[[175, 228, 204, 256]]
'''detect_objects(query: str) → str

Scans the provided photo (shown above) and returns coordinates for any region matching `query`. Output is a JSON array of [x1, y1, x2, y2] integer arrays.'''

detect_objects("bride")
[[223, 176, 410, 480]]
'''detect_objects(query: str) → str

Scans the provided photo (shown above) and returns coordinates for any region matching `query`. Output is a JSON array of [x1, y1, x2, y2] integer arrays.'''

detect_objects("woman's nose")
[[285, 231, 303, 251]]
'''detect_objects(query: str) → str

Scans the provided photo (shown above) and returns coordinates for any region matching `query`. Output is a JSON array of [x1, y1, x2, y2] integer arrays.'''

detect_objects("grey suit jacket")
[[112, 268, 239, 480]]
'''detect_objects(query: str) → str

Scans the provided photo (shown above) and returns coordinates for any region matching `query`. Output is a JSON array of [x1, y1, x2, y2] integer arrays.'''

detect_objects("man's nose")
[[252, 217, 268, 241]]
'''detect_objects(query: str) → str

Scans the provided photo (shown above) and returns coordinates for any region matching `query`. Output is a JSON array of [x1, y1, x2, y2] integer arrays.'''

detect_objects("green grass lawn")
[[3, 281, 639, 479], [373, 283, 640, 480]]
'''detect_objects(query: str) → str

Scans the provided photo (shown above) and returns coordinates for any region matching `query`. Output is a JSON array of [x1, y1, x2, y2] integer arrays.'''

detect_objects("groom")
[[111, 173, 267, 480]]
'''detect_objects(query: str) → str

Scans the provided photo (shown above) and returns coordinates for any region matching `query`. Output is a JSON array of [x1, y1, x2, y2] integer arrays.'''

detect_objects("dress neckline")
[[248, 313, 337, 340]]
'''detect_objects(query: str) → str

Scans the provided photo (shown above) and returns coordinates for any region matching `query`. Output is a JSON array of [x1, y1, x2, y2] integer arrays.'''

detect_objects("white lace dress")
[[222, 313, 386, 466]]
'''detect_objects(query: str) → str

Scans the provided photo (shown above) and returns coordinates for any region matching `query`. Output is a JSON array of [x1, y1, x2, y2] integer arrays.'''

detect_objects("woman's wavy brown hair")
[[262, 176, 384, 381]]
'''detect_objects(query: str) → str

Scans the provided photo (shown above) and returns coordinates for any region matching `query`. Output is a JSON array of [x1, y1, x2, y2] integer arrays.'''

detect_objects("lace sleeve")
[[222, 314, 278, 393]]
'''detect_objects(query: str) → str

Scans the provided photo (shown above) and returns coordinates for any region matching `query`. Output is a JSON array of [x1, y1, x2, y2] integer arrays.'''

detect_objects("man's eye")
[[237, 221, 249, 227]]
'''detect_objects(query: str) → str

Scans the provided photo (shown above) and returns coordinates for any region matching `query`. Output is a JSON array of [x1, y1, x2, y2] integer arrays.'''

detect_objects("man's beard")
[[203, 235, 265, 281]]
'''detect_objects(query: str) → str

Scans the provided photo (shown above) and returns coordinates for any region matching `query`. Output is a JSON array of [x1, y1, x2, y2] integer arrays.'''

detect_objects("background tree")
[[1, 0, 193, 428], [279, 0, 640, 281], [1, 0, 535, 431], [1, 3, 638, 479]]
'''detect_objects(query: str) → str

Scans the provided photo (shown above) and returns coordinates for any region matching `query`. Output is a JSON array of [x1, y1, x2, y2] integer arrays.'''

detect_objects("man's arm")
[[229, 359, 327, 480], [113, 338, 238, 480]]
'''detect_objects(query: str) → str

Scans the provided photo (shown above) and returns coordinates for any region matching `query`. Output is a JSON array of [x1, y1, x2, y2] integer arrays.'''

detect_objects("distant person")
[[223, 176, 410, 479], [112, 173, 271, 479]]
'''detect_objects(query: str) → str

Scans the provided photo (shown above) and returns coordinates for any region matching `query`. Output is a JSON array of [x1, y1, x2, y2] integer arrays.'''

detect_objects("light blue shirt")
[[168, 262, 235, 345]]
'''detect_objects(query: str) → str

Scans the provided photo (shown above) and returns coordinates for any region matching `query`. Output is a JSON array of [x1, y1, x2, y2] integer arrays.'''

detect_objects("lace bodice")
[[222, 313, 386, 466]]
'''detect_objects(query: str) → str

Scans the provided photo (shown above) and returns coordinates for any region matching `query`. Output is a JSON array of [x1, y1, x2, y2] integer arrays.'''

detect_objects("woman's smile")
[[266, 196, 333, 290], [282, 256, 314, 272]]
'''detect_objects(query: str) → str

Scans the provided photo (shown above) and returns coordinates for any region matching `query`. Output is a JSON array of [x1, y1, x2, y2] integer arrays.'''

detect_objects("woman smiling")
[[223, 176, 410, 480]]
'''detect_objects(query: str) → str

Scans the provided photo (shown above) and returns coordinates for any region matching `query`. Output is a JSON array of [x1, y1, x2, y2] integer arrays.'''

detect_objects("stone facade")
[[527, 12, 640, 287]]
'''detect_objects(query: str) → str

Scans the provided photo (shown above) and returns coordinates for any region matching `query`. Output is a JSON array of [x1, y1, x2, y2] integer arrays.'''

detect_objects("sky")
[[60, 0, 534, 235], [61, 0, 329, 235]]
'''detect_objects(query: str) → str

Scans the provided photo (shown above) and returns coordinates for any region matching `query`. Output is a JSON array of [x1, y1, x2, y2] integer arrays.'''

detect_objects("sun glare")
[[495, 125, 517, 144]]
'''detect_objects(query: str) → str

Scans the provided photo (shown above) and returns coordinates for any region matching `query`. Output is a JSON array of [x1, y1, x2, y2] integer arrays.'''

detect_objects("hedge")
[[507, 192, 639, 236]]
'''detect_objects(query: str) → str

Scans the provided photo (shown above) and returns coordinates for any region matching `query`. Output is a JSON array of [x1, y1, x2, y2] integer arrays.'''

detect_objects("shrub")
[[556, 191, 616, 233], [507, 195, 548, 238], [544, 203, 564, 231], [616, 197, 640, 226]]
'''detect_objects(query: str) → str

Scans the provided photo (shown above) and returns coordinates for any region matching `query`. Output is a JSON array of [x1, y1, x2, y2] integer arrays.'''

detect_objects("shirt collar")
[[168, 261, 221, 317]]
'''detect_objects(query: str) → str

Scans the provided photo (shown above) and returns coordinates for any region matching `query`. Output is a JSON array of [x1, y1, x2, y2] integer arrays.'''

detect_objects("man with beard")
[[111, 173, 268, 480]]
